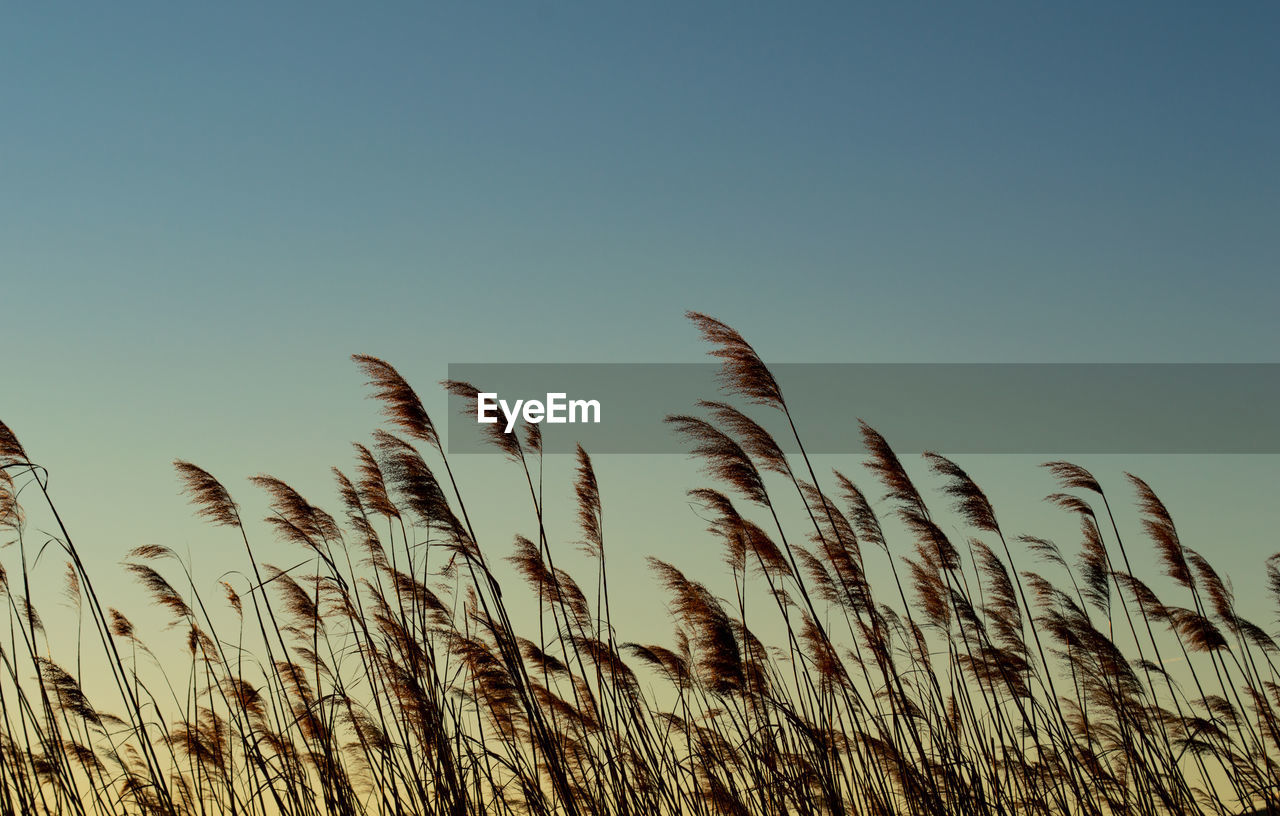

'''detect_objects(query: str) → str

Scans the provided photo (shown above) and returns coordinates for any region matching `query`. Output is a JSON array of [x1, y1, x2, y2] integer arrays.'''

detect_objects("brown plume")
[[373, 430, 469, 548], [442, 379, 523, 460], [352, 354, 439, 447], [251, 475, 343, 553], [1186, 548, 1234, 623], [697, 400, 791, 476], [126, 563, 193, 623], [1126, 473, 1192, 590], [109, 608, 135, 640], [574, 445, 602, 558], [353, 442, 400, 519], [1043, 461, 1104, 495], [649, 558, 744, 694], [1076, 516, 1111, 616], [1168, 607, 1227, 652], [667, 415, 768, 506], [686, 312, 785, 410], [0, 420, 28, 463], [860, 422, 927, 519], [835, 470, 886, 551], [924, 452, 999, 533], [174, 460, 241, 527]]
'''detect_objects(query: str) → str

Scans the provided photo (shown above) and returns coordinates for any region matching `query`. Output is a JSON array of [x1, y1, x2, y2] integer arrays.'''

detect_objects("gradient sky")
[[2, 3, 1279, 661]]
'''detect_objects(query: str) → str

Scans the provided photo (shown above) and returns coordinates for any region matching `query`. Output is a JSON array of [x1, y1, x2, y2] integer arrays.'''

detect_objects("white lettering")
[[570, 399, 601, 424], [479, 393, 601, 434], [499, 399, 523, 434], [545, 392, 567, 423], [477, 393, 499, 424]]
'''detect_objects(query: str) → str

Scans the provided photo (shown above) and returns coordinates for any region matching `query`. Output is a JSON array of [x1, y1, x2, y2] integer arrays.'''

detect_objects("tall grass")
[[0, 313, 1277, 815]]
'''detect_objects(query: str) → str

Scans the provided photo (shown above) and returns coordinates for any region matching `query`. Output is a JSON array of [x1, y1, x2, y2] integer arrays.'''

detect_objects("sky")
[[1, 3, 1279, 665]]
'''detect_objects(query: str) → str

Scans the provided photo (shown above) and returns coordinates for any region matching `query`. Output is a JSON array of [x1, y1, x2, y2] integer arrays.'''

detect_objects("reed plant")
[[0, 313, 1276, 815]]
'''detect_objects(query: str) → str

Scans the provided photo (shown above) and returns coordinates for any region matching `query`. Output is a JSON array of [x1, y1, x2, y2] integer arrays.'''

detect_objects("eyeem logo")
[[477, 393, 602, 433]]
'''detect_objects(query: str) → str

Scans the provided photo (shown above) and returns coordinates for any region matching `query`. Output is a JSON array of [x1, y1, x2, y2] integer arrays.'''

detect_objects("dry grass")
[[0, 313, 1277, 815]]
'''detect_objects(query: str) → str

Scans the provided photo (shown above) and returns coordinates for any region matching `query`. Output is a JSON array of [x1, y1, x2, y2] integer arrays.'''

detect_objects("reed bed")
[[0, 313, 1276, 815]]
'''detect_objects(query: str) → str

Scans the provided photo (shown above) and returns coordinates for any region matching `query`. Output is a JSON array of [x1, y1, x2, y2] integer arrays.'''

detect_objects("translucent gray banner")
[[444, 364, 1279, 454]]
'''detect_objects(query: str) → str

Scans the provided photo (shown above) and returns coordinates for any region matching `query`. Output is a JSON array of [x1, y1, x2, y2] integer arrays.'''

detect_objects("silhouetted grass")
[[0, 313, 1277, 815]]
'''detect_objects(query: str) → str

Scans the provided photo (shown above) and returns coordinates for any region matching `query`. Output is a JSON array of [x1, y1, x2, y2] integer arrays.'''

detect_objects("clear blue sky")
[[2, 3, 1278, 654]]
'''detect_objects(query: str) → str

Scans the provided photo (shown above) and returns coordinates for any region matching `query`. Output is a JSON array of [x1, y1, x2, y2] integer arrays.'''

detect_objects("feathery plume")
[[687, 312, 785, 409], [108, 608, 135, 640], [352, 354, 439, 446], [353, 442, 400, 519], [698, 400, 791, 476], [575, 445, 602, 558], [0, 420, 28, 463], [1127, 473, 1192, 589], [373, 430, 469, 547], [924, 452, 999, 533], [174, 460, 241, 527], [251, 474, 342, 549], [860, 422, 927, 518], [443, 379, 523, 460], [649, 558, 744, 694], [835, 470, 886, 551], [1043, 461, 1104, 495], [126, 563, 193, 623], [667, 415, 768, 506], [1186, 548, 1234, 622], [1076, 517, 1111, 616]]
